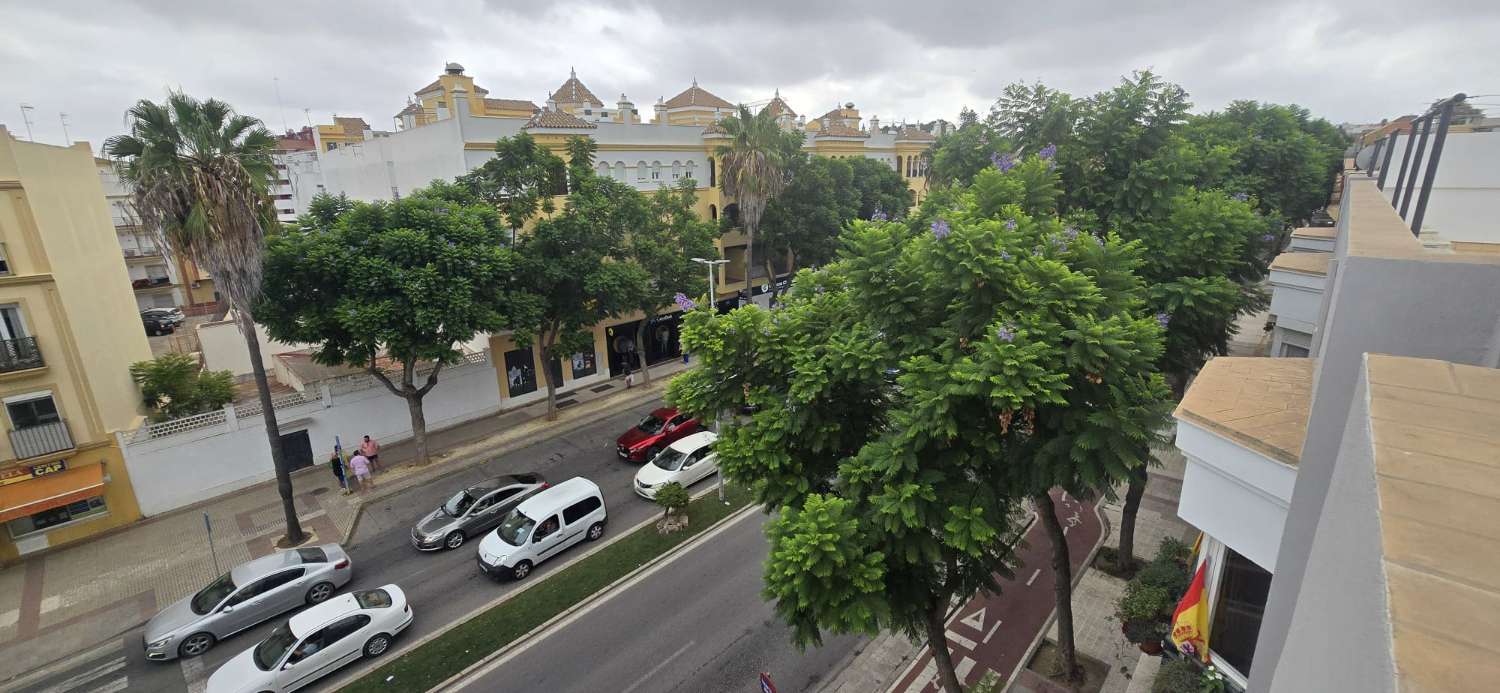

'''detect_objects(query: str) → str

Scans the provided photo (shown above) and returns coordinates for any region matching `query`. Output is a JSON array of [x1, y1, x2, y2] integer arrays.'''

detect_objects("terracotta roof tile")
[[484, 98, 540, 114], [334, 117, 370, 135], [813, 123, 868, 138], [415, 78, 443, 95], [664, 82, 734, 110], [551, 72, 604, 107], [762, 94, 796, 118], [895, 127, 937, 142], [524, 110, 597, 129]]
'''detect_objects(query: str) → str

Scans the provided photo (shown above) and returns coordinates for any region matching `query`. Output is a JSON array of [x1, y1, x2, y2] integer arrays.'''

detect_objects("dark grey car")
[[411, 473, 547, 551]]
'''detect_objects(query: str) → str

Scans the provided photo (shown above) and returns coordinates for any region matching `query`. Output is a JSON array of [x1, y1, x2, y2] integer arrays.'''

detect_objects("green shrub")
[[1116, 583, 1172, 644], [654, 482, 690, 520], [1155, 536, 1192, 566], [130, 353, 236, 420], [1152, 658, 1203, 693]]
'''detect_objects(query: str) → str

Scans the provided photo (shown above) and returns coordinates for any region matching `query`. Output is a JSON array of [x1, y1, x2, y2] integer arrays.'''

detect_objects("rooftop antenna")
[[58, 112, 70, 145], [303, 108, 313, 129], [273, 77, 289, 134], [18, 103, 36, 141]]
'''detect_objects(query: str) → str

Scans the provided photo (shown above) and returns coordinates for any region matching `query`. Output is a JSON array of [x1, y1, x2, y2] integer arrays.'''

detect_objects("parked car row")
[[141, 307, 184, 335]]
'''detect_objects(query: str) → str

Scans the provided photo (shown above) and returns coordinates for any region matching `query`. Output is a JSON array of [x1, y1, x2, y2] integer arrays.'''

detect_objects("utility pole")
[[692, 257, 731, 503], [18, 103, 36, 141], [58, 112, 70, 145]]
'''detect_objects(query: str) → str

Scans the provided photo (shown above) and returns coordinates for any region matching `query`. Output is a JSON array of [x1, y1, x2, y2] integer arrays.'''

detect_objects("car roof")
[[228, 545, 334, 584], [668, 431, 717, 453], [516, 477, 600, 518], [287, 593, 361, 636]]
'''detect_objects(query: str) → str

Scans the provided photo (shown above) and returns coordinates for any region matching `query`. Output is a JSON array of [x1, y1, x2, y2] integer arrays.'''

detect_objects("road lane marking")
[[35, 656, 125, 693], [902, 660, 936, 693], [180, 654, 208, 693], [93, 677, 131, 693], [958, 607, 985, 632], [945, 629, 977, 651], [621, 640, 696, 693], [983, 618, 1004, 644], [1025, 569, 1041, 586], [955, 656, 976, 683]]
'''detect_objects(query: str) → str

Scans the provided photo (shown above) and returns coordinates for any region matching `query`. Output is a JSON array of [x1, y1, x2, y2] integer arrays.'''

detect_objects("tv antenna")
[[274, 77, 289, 134], [59, 112, 71, 145], [17, 103, 36, 141]]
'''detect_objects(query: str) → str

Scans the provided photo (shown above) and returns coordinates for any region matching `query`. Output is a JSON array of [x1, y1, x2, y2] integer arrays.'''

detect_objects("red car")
[[616, 407, 701, 462]]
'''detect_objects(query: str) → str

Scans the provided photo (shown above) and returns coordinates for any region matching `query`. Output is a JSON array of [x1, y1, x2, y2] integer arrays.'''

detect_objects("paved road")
[[449, 511, 863, 693], [889, 490, 1104, 693], [10, 398, 685, 693]]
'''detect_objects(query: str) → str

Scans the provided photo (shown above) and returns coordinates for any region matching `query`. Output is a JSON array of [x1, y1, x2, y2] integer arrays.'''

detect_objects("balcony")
[[131, 277, 173, 291], [1267, 252, 1330, 357], [1288, 226, 1336, 253], [9, 419, 74, 460], [0, 336, 44, 373]]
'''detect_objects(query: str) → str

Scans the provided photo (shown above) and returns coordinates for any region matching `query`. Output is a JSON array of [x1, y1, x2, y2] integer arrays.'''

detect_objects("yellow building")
[[658, 80, 736, 126], [0, 127, 153, 561]]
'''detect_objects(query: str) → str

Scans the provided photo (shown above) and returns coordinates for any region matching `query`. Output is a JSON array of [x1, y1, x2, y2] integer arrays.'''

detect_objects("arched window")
[[895, 155, 903, 175], [597, 161, 611, 177], [614, 161, 626, 180], [672, 160, 682, 180], [685, 160, 697, 183], [636, 160, 647, 180], [708, 158, 716, 187], [651, 161, 662, 181], [709, 204, 717, 220]]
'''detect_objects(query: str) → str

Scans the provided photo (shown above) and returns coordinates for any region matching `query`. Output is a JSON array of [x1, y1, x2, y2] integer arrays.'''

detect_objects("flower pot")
[[1138, 639, 1164, 655]]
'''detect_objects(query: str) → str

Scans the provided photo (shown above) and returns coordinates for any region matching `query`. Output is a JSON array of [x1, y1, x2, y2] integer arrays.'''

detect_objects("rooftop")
[[484, 98, 540, 114], [663, 80, 734, 110], [1174, 356, 1314, 467], [1345, 177, 1500, 263], [813, 122, 868, 139], [551, 69, 603, 107], [1365, 354, 1500, 691], [1270, 251, 1332, 276], [524, 110, 597, 130], [762, 91, 796, 118], [1290, 226, 1336, 239]]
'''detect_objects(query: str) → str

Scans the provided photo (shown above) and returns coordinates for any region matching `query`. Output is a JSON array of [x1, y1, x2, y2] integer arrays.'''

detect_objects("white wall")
[[1370, 131, 1500, 244], [1268, 269, 1326, 335], [1175, 421, 1295, 573], [196, 317, 311, 377], [122, 357, 503, 516]]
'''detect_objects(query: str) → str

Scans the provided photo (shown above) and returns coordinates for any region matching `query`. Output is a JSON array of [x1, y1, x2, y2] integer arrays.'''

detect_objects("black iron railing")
[[1364, 93, 1467, 237], [0, 336, 44, 373], [9, 419, 73, 459]]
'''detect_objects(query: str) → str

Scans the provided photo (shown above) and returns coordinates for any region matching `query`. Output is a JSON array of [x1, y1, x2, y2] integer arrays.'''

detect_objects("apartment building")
[[0, 127, 154, 560], [1169, 97, 1500, 691]]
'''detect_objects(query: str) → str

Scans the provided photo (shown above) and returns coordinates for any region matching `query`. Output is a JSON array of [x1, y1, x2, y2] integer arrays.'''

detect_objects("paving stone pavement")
[[0, 361, 686, 685]]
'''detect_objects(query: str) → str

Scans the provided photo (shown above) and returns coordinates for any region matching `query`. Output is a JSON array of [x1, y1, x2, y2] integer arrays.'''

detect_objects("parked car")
[[205, 585, 411, 693], [142, 312, 176, 336], [634, 431, 719, 500], [143, 544, 352, 661], [615, 407, 700, 462], [142, 307, 185, 327], [476, 477, 606, 580], [410, 473, 548, 551]]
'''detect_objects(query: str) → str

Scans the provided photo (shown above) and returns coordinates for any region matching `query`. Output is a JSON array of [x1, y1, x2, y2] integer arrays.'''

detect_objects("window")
[[636, 161, 647, 181], [708, 204, 717, 220], [0, 243, 13, 275], [1209, 547, 1273, 676], [708, 159, 716, 186], [229, 568, 305, 605], [326, 142, 337, 151], [667, 414, 690, 428], [597, 161, 611, 178], [7, 496, 106, 537], [533, 514, 561, 540], [672, 160, 682, 180], [287, 627, 328, 665], [1281, 343, 1309, 358], [6, 393, 59, 430], [562, 497, 601, 525], [492, 487, 522, 504], [613, 162, 625, 181], [322, 615, 371, 646], [0, 305, 26, 340], [651, 161, 661, 180]]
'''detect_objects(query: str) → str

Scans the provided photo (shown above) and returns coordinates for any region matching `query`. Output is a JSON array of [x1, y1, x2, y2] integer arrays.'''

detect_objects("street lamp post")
[[691, 257, 730, 503]]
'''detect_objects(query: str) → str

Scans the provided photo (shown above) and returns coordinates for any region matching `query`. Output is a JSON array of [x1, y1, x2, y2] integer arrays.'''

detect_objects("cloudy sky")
[[3, 0, 1497, 148]]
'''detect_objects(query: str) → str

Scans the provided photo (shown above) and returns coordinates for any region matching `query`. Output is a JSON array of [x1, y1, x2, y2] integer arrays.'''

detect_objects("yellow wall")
[[0, 441, 140, 562]]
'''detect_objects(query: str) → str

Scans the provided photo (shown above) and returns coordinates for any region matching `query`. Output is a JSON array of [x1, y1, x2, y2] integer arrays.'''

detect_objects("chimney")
[[870, 116, 880, 132], [545, 91, 557, 112], [450, 86, 470, 125], [618, 93, 634, 125], [655, 96, 667, 127]]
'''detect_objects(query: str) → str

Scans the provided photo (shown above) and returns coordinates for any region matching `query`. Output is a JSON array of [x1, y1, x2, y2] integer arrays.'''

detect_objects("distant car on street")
[[143, 544, 352, 661], [476, 477, 607, 580], [141, 311, 176, 336], [616, 407, 700, 462], [205, 585, 411, 693], [634, 431, 719, 500], [410, 473, 547, 551], [141, 307, 186, 327]]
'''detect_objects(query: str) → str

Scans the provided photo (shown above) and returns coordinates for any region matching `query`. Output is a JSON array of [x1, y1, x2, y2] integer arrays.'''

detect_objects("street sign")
[[759, 672, 777, 693]]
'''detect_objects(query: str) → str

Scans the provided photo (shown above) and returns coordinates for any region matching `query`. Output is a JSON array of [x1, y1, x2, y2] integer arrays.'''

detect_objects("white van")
[[476, 477, 607, 580]]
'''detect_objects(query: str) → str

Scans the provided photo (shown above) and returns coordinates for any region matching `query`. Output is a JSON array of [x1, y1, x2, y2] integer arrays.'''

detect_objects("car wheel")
[[511, 560, 533, 580], [444, 530, 466, 550], [587, 522, 605, 541], [363, 633, 393, 658], [178, 632, 215, 658], [306, 581, 335, 604]]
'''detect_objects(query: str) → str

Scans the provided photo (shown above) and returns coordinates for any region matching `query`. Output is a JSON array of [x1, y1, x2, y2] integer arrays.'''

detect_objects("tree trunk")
[[1117, 466, 1148, 573], [404, 390, 429, 465], [764, 257, 780, 304], [240, 311, 303, 545], [1033, 491, 1081, 683], [541, 330, 559, 421], [923, 596, 964, 693], [635, 318, 652, 385], [744, 222, 756, 293], [370, 356, 446, 466]]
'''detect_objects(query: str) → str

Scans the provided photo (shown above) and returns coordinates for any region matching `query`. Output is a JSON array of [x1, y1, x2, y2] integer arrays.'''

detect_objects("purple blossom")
[[1064, 225, 1079, 240], [991, 152, 1016, 172], [1231, 192, 1249, 202], [1262, 233, 1277, 242], [996, 323, 1017, 342], [1004, 218, 1018, 231], [1155, 312, 1172, 328], [1001, 251, 1013, 261], [1093, 235, 1105, 247], [1039, 143, 1057, 160], [871, 208, 889, 221], [673, 292, 697, 311], [931, 218, 951, 240]]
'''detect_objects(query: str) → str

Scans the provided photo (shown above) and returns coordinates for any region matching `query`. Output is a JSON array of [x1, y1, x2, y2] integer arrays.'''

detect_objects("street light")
[[691, 257, 730, 503]]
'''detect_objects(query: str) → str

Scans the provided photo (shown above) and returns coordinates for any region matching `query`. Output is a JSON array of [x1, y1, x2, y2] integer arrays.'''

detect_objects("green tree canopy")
[[626, 177, 719, 384], [130, 354, 235, 421], [258, 190, 519, 463], [1183, 100, 1346, 226], [458, 132, 567, 242]]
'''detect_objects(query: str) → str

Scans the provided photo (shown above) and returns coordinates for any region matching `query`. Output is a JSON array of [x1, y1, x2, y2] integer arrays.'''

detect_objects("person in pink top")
[[348, 452, 373, 493], [359, 435, 380, 473]]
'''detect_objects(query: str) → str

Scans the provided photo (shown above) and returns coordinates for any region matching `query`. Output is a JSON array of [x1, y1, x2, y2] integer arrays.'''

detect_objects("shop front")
[[606, 312, 684, 376], [0, 442, 141, 561]]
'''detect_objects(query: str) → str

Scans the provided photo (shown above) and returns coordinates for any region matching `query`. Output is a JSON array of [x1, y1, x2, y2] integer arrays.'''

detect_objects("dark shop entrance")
[[606, 312, 684, 376]]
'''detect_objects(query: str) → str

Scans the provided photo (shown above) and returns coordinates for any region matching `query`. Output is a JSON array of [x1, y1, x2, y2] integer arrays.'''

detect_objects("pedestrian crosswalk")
[[26, 654, 127, 693]]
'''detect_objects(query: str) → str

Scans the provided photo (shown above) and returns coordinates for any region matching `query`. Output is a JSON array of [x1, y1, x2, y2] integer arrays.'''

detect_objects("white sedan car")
[[634, 431, 719, 499], [206, 585, 412, 693]]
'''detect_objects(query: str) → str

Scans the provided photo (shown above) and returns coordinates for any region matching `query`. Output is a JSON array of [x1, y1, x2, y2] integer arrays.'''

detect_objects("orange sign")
[[0, 460, 68, 486]]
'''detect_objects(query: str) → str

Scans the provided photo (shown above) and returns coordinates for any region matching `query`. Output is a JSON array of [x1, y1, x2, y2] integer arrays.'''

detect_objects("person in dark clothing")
[[329, 450, 348, 494]]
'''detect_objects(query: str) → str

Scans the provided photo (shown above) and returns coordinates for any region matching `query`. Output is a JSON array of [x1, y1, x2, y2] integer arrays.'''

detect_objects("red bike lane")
[[889, 489, 1105, 692]]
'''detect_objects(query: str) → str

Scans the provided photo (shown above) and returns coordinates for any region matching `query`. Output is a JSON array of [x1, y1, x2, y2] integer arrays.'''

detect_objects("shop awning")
[[0, 464, 104, 523]]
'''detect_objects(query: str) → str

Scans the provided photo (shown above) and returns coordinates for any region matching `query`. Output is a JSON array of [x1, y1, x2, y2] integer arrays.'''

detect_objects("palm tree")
[[715, 105, 797, 293], [106, 93, 305, 545]]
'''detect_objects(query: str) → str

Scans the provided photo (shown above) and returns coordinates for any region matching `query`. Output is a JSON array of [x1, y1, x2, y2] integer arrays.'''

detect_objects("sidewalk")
[[0, 360, 688, 685]]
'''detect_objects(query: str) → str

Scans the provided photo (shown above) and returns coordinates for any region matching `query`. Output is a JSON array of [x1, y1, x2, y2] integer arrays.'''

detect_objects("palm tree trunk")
[[923, 596, 964, 693], [1117, 466, 1148, 573], [1033, 491, 1081, 683], [240, 311, 303, 545], [763, 257, 780, 304], [744, 223, 756, 293], [635, 318, 652, 385]]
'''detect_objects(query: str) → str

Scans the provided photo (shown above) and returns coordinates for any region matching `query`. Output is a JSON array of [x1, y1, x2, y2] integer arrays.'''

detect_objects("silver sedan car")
[[410, 473, 547, 551], [143, 544, 352, 661]]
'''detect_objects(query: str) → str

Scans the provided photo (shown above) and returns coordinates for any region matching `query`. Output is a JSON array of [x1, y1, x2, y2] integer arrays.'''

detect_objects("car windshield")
[[636, 415, 667, 434], [353, 588, 392, 609], [496, 510, 536, 547], [189, 571, 237, 615], [253, 623, 298, 671], [442, 491, 476, 516], [652, 446, 691, 472]]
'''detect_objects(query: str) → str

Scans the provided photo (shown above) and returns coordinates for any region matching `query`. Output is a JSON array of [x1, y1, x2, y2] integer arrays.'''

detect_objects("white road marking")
[[959, 607, 985, 632], [93, 677, 131, 693], [902, 660, 936, 693], [39, 595, 61, 613], [983, 618, 1004, 644], [944, 629, 977, 651], [36, 656, 125, 693], [1026, 568, 1041, 586], [620, 640, 696, 693], [955, 656, 976, 682], [181, 654, 209, 693]]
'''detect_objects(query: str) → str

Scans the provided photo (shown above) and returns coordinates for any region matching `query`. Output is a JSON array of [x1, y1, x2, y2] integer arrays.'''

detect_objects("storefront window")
[[1210, 547, 1273, 676], [503, 348, 537, 397], [570, 350, 597, 379], [8, 496, 107, 537]]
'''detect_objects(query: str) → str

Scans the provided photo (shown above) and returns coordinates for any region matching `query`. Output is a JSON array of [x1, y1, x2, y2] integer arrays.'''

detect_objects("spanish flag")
[[1171, 558, 1211, 662]]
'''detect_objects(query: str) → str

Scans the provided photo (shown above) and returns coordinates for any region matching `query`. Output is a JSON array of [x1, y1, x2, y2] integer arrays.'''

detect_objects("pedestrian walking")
[[328, 449, 349, 494], [682, 351, 689, 365], [624, 364, 634, 389], [359, 435, 381, 474], [349, 452, 374, 493]]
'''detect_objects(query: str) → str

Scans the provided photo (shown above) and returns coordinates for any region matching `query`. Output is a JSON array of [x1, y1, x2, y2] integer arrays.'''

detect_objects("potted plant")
[[1116, 582, 1171, 654]]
